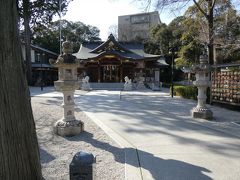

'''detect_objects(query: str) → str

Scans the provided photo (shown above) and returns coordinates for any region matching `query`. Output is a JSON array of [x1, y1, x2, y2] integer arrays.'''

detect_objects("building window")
[[35, 53, 40, 63], [131, 15, 150, 24]]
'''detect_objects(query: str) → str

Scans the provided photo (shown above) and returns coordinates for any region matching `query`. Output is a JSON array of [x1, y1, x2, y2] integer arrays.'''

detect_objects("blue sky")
[[62, 0, 190, 40]]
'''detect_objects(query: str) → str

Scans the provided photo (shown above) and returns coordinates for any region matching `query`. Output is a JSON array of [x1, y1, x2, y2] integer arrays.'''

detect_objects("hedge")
[[170, 85, 198, 100], [170, 85, 210, 102]]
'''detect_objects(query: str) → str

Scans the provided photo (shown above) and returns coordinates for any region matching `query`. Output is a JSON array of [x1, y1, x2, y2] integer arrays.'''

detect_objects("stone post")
[[50, 40, 84, 136], [191, 54, 213, 120]]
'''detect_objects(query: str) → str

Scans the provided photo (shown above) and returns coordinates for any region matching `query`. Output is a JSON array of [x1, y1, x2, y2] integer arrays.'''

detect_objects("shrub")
[[170, 85, 211, 102], [170, 85, 198, 100]]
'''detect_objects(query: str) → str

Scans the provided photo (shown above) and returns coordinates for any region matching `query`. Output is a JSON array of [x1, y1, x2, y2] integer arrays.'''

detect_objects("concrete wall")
[[118, 11, 161, 42]]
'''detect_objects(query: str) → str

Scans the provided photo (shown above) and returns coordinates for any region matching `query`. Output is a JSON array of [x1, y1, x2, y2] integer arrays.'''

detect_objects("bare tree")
[[108, 24, 118, 40], [136, 0, 218, 64], [0, 0, 42, 179]]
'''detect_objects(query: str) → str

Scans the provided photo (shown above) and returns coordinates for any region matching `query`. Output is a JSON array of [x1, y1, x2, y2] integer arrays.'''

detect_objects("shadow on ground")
[[75, 91, 240, 158], [40, 147, 56, 164], [66, 131, 212, 180], [66, 131, 124, 164]]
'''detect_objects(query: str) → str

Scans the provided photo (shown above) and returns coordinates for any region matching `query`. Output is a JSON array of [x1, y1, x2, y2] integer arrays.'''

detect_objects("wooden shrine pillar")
[[120, 60, 123, 82], [98, 61, 101, 82]]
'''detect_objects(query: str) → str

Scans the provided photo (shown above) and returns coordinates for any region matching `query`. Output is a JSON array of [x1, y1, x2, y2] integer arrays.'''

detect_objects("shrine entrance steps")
[[89, 83, 124, 90]]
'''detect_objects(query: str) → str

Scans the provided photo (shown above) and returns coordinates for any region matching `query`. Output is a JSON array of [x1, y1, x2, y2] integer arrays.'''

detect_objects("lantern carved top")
[[62, 41, 73, 54], [191, 54, 211, 73], [49, 40, 77, 66]]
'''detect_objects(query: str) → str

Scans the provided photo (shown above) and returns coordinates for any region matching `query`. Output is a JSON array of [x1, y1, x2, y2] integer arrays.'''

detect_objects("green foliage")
[[18, 0, 72, 28], [33, 20, 101, 53], [170, 85, 210, 103], [175, 57, 191, 69], [216, 45, 240, 63], [18, 0, 101, 54], [168, 16, 186, 48], [32, 23, 60, 53], [144, 42, 161, 55], [226, 67, 240, 71], [184, 0, 240, 63], [146, 23, 173, 54], [145, 0, 240, 65], [170, 85, 198, 100], [18, 0, 73, 58]]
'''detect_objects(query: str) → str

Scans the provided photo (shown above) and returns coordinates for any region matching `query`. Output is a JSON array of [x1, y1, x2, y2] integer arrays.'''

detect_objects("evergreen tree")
[[18, 0, 72, 84], [33, 20, 101, 53]]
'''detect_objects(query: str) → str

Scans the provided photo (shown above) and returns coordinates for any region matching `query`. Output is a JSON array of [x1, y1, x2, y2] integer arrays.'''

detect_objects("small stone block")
[[54, 119, 84, 136]]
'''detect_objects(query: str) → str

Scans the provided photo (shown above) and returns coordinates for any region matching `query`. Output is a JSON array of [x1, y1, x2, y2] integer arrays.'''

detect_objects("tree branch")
[[211, 0, 216, 11], [193, 0, 208, 18]]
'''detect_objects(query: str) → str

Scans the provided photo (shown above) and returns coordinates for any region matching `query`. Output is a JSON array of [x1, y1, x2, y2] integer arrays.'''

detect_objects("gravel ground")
[[31, 90, 125, 180]]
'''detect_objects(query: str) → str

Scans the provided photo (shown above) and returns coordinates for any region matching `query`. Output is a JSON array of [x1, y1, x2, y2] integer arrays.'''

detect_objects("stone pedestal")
[[191, 107, 213, 119], [191, 54, 213, 120], [124, 84, 132, 91], [191, 83, 213, 119], [54, 79, 84, 136], [50, 40, 84, 136]]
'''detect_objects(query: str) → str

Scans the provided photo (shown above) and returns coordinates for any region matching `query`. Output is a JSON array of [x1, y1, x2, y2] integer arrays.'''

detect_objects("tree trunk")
[[23, 0, 32, 84], [0, 1, 42, 179], [208, 0, 215, 65]]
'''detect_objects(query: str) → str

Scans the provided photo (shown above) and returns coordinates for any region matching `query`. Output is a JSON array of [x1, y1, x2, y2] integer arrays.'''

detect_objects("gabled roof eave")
[[90, 34, 132, 53]]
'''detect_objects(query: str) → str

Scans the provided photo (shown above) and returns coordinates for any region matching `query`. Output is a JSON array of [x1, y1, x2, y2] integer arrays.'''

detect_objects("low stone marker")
[[69, 151, 95, 180]]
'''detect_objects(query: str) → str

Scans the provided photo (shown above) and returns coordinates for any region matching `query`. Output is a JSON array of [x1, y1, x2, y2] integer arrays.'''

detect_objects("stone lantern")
[[191, 54, 213, 120], [50, 40, 84, 136], [137, 70, 145, 89]]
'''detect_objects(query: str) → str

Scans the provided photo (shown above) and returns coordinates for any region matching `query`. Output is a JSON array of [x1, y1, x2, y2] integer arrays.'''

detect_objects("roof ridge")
[[89, 34, 132, 53]]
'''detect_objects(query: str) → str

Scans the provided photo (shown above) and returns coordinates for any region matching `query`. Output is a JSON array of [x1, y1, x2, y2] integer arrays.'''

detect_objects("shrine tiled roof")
[[73, 34, 161, 61]]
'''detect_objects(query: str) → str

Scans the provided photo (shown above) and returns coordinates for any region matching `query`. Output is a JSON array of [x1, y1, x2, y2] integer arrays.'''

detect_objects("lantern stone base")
[[191, 107, 213, 120], [81, 84, 91, 91], [54, 119, 84, 136]]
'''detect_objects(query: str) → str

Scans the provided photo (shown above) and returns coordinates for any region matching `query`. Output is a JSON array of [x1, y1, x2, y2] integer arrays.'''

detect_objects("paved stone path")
[[76, 89, 240, 180]]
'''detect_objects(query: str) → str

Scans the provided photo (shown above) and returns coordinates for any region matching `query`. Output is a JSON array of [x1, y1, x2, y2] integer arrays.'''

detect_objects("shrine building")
[[74, 34, 167, 83]]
